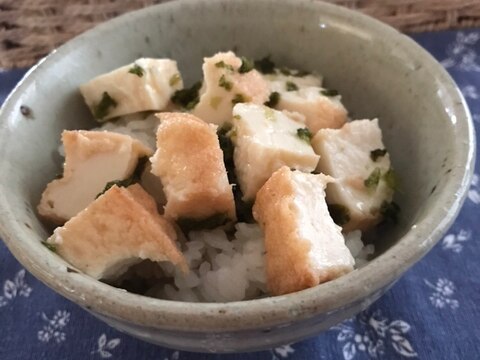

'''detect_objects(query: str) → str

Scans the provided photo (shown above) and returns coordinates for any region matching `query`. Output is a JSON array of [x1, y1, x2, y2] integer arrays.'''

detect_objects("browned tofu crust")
[[62, 130, 151, 161], [253, 167, 319, 295], [151, 112, 236, 221], [127, 183, 177, 239], [51, 185, 187, 278], [306, 98, 347, 133]]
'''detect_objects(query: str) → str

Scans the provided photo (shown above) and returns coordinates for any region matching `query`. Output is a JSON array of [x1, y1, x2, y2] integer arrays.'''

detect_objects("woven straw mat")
[[1, 0, 480, 68]]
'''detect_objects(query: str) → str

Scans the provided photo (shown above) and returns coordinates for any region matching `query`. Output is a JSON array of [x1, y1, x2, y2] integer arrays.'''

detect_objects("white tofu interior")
[[292, 171, 355, 275], [232, 103, 320, 200], [278, 87, 347, 130], [264, 70, 347, 132], [263, 70, 323, 90], [38, 131, 152, 223], [191, 52, 269, 125], [80, 58, 183, 121], [311, 119, 394, 231]]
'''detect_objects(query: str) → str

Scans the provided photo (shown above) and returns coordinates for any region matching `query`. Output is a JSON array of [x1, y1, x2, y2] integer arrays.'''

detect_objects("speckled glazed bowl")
[[0, 0, 475, 353]]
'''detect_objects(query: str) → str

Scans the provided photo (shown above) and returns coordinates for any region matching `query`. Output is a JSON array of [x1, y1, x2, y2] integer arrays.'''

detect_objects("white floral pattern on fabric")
[[270, 344, 295, 359], [441, 32, 480, 71], [332, 310, 417, 359], [91, 334, 121, 358], [468, 173, 480, 204], [37, 310, 70, 343], [442, 229, 471, 253], [461, 85, 479, 99], [425, 278, 459, 310], [0, 269, 32, 308]]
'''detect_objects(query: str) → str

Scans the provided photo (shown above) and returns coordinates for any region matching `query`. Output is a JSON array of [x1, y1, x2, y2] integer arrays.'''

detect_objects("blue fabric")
[[1, 29, 479, 360]]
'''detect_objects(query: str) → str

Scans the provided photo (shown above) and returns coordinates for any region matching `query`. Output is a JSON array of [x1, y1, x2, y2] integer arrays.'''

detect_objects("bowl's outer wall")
[[91, 283, 394, 352], [0, 0, 475, 353]]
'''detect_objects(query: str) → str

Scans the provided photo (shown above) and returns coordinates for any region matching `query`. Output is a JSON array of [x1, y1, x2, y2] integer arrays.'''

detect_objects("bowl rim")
[[0, 0, 476, 332]]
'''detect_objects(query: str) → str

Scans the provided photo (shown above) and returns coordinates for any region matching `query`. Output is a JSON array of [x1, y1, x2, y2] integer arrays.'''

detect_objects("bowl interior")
[[0, 0, 473, 335]]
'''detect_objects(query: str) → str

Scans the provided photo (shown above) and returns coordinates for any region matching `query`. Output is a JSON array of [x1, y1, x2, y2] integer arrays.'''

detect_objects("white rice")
[[146, 223, 372, 303], [345, 230, 375, 268], [148, 223, 267, 302], [92, 113, 160, 149]]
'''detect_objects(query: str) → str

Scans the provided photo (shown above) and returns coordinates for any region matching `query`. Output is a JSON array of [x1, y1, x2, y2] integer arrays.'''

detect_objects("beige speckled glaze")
[[0, 0, 475, 353]]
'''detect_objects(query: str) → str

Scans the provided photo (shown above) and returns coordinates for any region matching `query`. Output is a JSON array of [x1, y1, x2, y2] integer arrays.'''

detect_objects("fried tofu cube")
[[191, 52, 270, 125], [46, 184, 187, 279], [264, 70, 347, 132], [253, 166, 354, 296], [150, 112, 236, 222], [231, 103, 320, 201], [80, 58, 183, 121], [38, 130, 152, 224], [311, 119, 394, 232]]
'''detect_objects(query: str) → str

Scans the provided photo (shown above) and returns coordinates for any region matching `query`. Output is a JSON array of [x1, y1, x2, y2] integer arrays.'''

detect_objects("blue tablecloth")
[[1, 29, 479, 360]]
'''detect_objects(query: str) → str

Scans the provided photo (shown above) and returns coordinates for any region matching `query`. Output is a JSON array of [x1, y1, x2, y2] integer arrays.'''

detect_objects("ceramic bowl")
[[0, 0, 475, 353]]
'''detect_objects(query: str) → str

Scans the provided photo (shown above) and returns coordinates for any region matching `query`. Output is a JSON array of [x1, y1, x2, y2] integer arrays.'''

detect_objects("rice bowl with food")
[[0, 0, 474, 353], [37, 50, 394, 303]]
